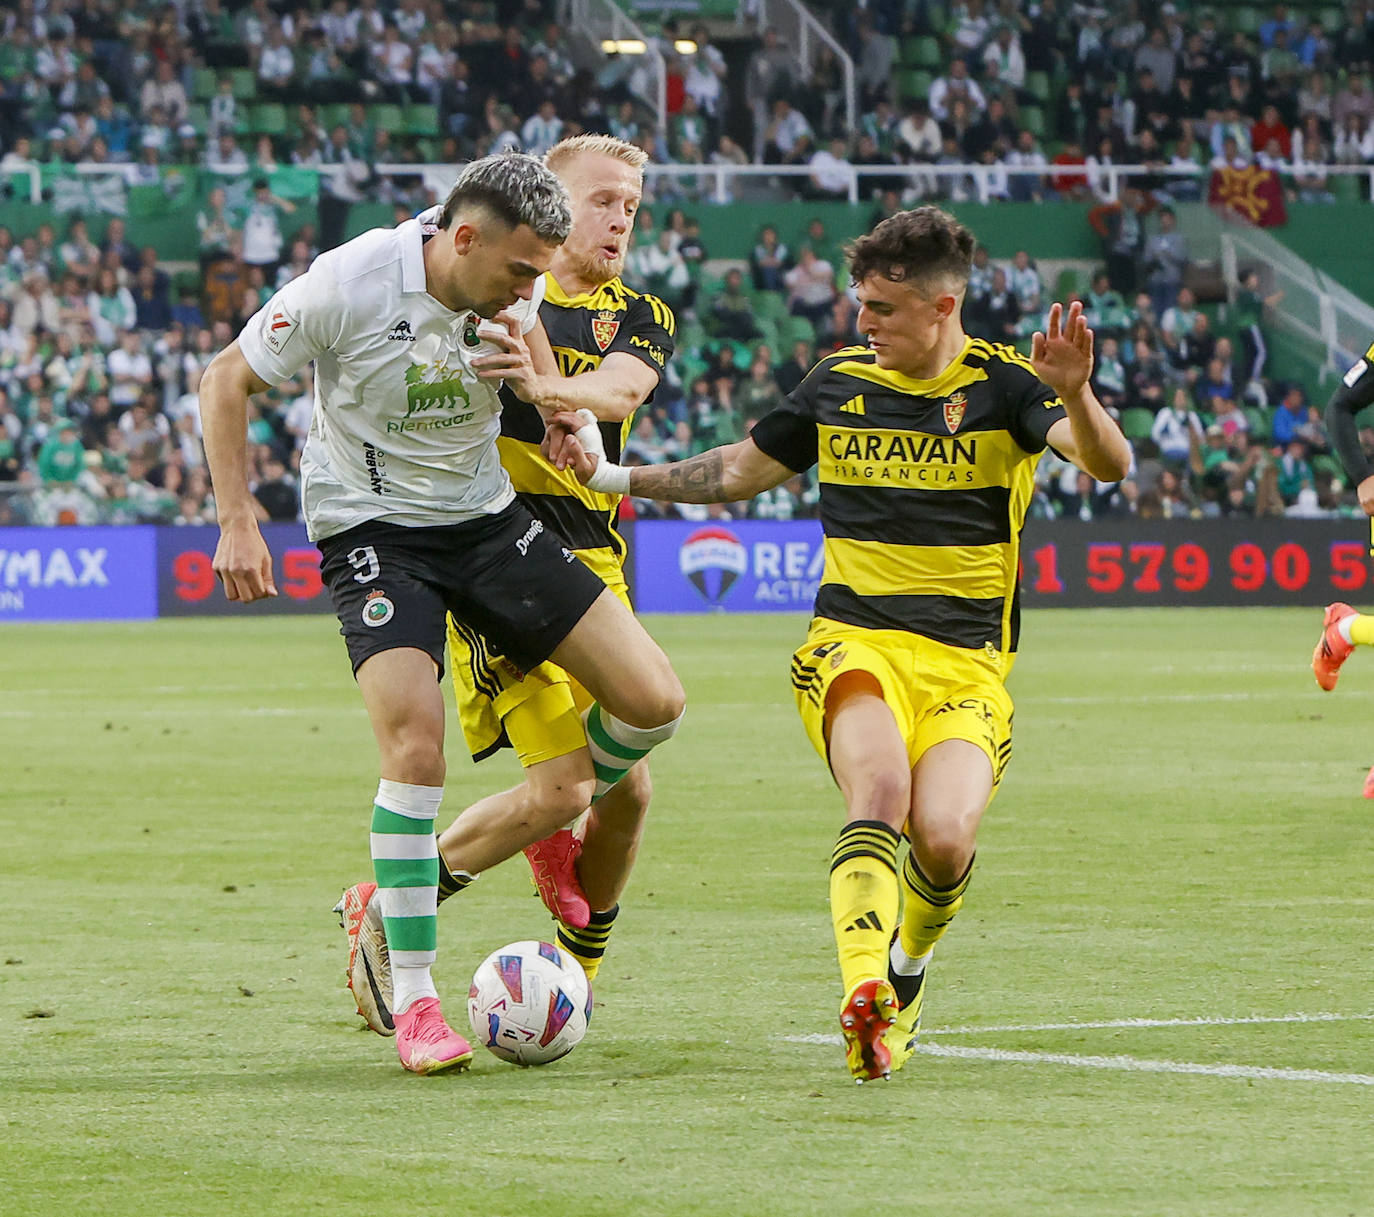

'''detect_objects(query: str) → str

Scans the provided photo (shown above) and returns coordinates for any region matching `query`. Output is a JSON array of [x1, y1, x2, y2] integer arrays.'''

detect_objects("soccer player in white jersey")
[[200, 153, 686, 1075]]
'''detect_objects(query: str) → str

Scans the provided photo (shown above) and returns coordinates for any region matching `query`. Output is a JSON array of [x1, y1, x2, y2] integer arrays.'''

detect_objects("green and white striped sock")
[[583, 704, 683, 801], [371, 779, 444, 1015]]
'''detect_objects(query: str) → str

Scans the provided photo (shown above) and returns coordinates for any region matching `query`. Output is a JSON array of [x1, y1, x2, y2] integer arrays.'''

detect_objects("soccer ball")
[[467, 940, 592, 1066]]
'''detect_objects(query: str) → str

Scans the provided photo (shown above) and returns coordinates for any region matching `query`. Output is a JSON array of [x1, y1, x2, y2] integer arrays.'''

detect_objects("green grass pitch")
[[2, 609, 1371, 1216]]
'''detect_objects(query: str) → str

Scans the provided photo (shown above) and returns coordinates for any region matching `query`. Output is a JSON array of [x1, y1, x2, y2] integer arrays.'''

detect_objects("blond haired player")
[[338, 136, 677, 1036]]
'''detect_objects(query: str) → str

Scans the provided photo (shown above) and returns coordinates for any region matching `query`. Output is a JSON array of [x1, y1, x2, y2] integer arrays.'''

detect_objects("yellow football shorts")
[[448, 560, 632, 768], [790, 617, 1014, 789]]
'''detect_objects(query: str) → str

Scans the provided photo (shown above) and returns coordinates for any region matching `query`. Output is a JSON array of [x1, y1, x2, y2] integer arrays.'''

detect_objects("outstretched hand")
[[1031, 300, 1094, 399], [542, 411, 600, 483]]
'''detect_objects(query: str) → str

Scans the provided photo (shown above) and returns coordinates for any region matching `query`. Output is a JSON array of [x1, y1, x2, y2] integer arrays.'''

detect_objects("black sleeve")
[[609, 294, 675, 379], [1326, 349, 1374, 486], [749, 364, 822, 473], [1005, 361, 1068, 454]]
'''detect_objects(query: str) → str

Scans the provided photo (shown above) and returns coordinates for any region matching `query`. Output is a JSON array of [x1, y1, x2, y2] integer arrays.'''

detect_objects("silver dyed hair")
[[438, 152, 572, 244]]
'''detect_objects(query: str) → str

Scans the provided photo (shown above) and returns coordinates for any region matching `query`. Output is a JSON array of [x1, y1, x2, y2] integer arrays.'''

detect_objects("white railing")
[[557, 0, 667, 134], [1220, 226, 1374, 382], [738, 0, 857, 138], [9, 158, 1374, 210]]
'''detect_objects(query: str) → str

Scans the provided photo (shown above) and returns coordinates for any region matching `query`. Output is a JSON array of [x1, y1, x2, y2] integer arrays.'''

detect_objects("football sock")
[[556, 904, 619, 983], [371, 779, 443, 1015], [435, 843, 477, 905], [584, 704, 683, 801], [898, 850, 974, 962], [829, 820, 901, 996], [1343, 614, 1374, 647]]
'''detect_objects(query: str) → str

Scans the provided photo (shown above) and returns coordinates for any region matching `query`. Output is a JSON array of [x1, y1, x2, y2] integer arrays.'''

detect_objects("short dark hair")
[[846, 207, 975, 293], [438, 152, 571, 243]]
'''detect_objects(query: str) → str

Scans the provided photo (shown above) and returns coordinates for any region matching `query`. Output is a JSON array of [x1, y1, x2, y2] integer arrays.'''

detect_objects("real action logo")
[[678, 526, 748, 604]]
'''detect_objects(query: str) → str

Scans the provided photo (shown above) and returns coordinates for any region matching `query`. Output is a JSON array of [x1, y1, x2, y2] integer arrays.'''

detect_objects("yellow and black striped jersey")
[[497, 273, 675, 581], [751, 337, 1067, 654]]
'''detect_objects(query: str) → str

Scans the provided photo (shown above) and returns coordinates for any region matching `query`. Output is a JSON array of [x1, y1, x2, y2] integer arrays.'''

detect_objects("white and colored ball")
[[467, 940, 592, 1066]]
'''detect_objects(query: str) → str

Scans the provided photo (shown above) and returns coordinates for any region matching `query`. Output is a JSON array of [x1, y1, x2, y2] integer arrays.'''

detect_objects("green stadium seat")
[[1319, 7, 1344, 34], [185, 103, 209, 135], [229, 68, 257, 101], [1120, 407, 1156, 441], [1312, 453, 1344, 482], [371, 104, 406, 136], [1055, 268, 1081, 299], [192, 67, 219, 102], [250, 103, 288, 137], [319, 103, 352, 133], [1243, 406, 1271, 441], [403, 103, 441, 138], [1021, 105, 1046, 139], [896, 69, 934, 104], [1024, 70, 1051, 103], [1230, 8, 1262, 35], [911, 35, 944, 69]]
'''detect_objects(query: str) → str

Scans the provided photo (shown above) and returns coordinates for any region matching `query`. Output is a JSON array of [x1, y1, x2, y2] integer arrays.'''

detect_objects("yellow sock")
[[1350, 615, 1374, 647], [555, 905, 618, 983], [829, 820, 901, 997], [898, 851, 974, 961]]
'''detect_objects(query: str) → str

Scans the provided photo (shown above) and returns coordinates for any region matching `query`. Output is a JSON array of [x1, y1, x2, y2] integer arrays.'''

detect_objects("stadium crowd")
[[1, 0, 1372, 527]]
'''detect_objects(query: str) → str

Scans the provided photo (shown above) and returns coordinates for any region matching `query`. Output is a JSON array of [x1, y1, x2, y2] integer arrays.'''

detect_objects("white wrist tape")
[[586, 460, 632, 495], [572, 408, 606, 460]]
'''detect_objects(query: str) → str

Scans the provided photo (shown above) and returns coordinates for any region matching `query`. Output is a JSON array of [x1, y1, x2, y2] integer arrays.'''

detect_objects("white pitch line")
[[923, 1012, 1374, 1035], [912, 1043, 1374, 1086], [783, 1011, 1374, 1086], [1027, 691, 1374, 705]]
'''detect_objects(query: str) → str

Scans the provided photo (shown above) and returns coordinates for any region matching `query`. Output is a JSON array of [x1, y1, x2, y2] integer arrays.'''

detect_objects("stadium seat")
[[910, 36, 943, 69], [403, 104, 441, 138], [185, 103, 209, 135], [250, 103, 288, 137], [1119, 407, 1155, 441], [896, 69, 934, 104], [229, 68, 256, 100], [1024, 70, 1051, 103], [1313, 453, 1344, 482], [371, 104, 406, 136], [192, 67, 219, 102], [1055, 268, 1080, 300], [1319, 7, 1344, 34], [1230, 8, 1261, 35], [1021, 105, 1047, 139], [1243, 406, 1271, 440]]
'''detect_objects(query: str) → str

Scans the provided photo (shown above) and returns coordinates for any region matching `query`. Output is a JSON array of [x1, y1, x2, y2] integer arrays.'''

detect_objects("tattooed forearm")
[[629, 450, 728, 503]]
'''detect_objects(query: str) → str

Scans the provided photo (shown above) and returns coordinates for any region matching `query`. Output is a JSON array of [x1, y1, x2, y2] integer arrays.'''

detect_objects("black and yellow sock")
[[897, 850, 974, 962], [436, 843, 477, 905], [556, 904, 619, 983], [829, 820, 901, 997]]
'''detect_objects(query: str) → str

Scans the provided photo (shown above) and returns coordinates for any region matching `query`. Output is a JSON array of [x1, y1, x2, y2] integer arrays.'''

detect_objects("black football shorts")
[[317, 502, 607, 678]]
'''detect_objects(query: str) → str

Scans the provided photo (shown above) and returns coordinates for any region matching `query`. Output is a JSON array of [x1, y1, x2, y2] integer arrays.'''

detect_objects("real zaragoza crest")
[[942, 390, 968, 434], [590, 310, 620, 352]]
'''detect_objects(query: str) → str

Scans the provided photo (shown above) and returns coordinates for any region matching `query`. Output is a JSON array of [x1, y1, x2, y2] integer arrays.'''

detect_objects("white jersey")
[[238, 211, 545, 541]]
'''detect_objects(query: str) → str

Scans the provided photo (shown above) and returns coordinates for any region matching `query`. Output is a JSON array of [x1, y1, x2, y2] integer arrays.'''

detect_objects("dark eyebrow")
[[510, 261, 541, 278]]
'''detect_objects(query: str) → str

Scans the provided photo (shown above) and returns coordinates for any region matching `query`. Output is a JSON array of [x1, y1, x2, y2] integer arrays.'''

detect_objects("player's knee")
[[914, 823, 978, 886], [846, 769, 910, 828], [381, 736, 446, 786], [527, 758, 596, 827]]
